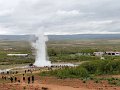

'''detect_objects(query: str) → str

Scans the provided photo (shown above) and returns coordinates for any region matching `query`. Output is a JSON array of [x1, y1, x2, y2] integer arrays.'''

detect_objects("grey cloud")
[[0, 0, 120, 35]]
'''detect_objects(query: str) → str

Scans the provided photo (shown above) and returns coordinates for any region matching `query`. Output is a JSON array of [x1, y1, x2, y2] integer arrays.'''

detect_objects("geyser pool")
[[33, 32, 51, 67]]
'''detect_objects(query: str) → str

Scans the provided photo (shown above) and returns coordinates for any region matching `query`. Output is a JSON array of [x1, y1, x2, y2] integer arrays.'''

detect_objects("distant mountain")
[[0, 34, 120, 41], [48, 34, 120, 40], [0, 35, 31, 41]]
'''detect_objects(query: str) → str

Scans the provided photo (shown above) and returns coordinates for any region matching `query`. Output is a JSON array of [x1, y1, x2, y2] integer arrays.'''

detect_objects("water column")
[[33, 33, 51, 67]]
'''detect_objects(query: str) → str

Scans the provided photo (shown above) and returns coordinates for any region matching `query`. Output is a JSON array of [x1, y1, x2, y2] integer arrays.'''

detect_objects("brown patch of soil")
[[1, 72, 120, 90]]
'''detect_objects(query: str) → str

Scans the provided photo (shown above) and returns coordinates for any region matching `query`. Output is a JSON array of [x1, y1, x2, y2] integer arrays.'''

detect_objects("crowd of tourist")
[[1, 69, 35, 84]]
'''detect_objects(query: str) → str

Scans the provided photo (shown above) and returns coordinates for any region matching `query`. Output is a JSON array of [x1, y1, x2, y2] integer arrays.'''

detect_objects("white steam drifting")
[[33, 32, 51, 67]]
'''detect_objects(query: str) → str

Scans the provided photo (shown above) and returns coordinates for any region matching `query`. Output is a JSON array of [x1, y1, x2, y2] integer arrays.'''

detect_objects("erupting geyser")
[[33, 32, 51, 67]]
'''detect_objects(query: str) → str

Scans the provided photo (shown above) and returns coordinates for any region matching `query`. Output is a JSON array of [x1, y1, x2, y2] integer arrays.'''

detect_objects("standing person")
[[18, 80, 20, 83], [25, 70, 26, 74], [7, 71, 9, 74], [32, 75, 34, 83], [10, 77, 13, 83], [28, 76, 30, 84], [23, 74, 25, 82], [4, 76, 6, 80], [23, 76, 25, 82], [2, 76, 4, 79], [15, 77, 17, 82], [16, 71, 18, 74]]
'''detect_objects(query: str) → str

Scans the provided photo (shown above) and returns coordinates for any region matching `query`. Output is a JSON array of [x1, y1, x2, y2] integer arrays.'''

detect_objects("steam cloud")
[[32, 31, 51, 67]]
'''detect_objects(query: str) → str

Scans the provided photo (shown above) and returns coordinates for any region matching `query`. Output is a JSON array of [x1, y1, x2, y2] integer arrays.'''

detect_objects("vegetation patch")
[[40, 60, 120, 79]]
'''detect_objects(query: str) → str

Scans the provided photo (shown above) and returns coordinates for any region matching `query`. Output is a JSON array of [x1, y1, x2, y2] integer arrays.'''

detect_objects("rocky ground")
[[0, 69, 120, 90]]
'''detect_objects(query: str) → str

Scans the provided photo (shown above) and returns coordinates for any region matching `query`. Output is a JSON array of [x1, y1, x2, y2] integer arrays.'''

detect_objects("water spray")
[[33, 32, 51, 67]]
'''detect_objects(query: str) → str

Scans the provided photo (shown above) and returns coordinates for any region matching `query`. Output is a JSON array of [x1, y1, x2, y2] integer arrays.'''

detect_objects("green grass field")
[[0, 39, 120, 69]]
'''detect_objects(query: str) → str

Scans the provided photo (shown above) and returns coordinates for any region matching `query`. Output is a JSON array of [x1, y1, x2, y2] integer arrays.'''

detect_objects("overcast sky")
[[0, 0, 120, 35]]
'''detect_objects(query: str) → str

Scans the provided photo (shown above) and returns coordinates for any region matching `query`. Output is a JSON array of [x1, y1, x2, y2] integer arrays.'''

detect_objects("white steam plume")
[[33, 31, 51, 67]]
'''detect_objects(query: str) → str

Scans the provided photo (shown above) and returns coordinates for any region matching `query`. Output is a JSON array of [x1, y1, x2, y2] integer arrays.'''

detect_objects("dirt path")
[[0, 82, 95, 90], [1, 71, 120, 90], [1, 80, 120, 90], [39, 84, 94, 90], [19, 76, 94, 90]]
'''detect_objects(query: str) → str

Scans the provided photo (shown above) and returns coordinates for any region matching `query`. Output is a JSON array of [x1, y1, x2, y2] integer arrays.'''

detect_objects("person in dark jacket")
[[23, 76, 25, 82], [15, 77, 17, 82], [32, 75, 34, 83], [28, 76, 30, 84], [10, 77, 13, 83], [18, 80, 20, 83], [25, 70, 26, 73]]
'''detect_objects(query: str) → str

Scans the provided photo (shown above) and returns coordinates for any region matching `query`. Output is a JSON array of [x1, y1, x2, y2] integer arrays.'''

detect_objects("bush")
[[40, 67, 89, 79], [81, 60, 120, 75], [40, 60, 120, 79]]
